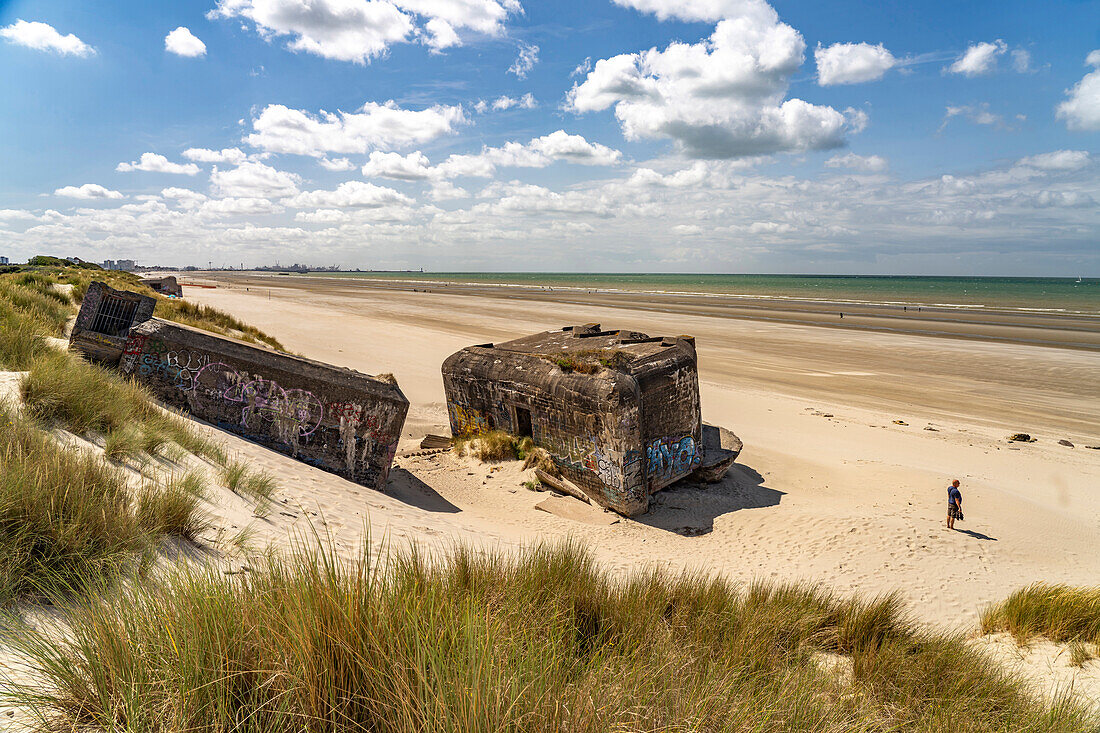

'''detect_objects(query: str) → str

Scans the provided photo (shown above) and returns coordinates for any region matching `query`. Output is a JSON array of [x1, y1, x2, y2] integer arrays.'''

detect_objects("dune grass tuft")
[[0, 404, 148, 601], [137, 479, 209, 541], [0, 276, 74, 369], [981, 583, 1100, 647], [220, 458, 277, 504], [20, 350, 224, 464], [3, 540, 1094, 732], [0, 278, 71, 335], [102, 425, 145, 463], [0, 308, 50, 370], [454, 429, 531, 462]]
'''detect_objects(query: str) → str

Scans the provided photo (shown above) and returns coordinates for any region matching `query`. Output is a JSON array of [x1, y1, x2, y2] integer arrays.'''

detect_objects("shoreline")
[[299, 271, 1100, 316], [188, 272, 1100, 351]]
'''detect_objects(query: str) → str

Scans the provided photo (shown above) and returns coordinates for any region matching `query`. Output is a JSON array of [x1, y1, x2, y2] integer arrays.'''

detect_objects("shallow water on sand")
[[307, 273, 1100, 316]]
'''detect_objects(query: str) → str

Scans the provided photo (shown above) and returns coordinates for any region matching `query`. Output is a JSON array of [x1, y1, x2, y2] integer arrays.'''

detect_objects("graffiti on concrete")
[[191, 362, 324, 440], [583, 447, 622, 490], [448, 402, 488, 436], [123, 336, 213, 391], [647, 435, 702, 481]]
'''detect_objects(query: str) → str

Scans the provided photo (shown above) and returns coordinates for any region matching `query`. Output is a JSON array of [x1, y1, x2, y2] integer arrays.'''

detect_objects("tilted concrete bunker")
[[140, 275, 183, 298], [442, 323, 738, 516], [70, 282, 408, 491], [70, 281, 158, 364]]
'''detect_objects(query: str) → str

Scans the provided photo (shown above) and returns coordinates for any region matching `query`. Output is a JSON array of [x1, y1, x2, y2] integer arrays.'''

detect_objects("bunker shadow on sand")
[[636, 463, 783, 536]]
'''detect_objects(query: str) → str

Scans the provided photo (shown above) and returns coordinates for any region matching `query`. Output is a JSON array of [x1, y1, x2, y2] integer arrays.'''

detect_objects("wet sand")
[[186, 272, 1100, 436]]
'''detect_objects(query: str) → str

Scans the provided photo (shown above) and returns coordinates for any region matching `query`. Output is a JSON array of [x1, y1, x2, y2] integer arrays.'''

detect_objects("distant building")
[[102, 259, 136, 271], [0, 256, 9, 265]]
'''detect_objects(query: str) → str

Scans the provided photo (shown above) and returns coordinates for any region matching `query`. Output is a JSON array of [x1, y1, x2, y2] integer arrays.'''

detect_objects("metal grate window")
[[89, 295, 139, 337]]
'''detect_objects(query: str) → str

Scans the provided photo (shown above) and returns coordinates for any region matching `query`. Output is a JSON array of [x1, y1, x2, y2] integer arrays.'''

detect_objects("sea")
[[305, 273, 1100, 317]]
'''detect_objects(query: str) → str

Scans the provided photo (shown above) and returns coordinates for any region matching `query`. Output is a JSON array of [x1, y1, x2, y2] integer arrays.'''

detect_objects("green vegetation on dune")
[[20, 350, 225, 464], [4, 541, 1095, 733], [0, 263, 280, 602], [982, 584, 1100, 648], [0, 404, 203, 601]]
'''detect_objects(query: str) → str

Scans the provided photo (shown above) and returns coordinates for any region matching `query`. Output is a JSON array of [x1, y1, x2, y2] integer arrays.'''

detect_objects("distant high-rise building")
[[0, 256, 9, 265], [102, 259, 137, 271]]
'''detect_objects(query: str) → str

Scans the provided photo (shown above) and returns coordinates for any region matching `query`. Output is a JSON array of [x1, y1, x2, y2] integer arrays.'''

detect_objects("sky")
[[0, 0, 1097, 275]]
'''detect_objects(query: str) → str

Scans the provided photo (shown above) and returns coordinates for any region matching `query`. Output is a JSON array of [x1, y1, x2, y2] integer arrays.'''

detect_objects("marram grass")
[[20, 350, 225, 464], [3, 539, 1095, 733], [0, 403, 211, 602], [982, 583, 1100, 646]]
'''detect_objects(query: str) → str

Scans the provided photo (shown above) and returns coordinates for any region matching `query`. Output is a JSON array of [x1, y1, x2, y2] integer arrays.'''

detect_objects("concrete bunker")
[[140, 275, 183, 298], [70, 282, 408, 492], [442, 323, 740, 516], [70, 281, 158, 364]]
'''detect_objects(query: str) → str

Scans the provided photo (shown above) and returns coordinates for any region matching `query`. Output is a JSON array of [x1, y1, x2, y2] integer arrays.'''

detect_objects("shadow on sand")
[[955, 527, 998, 541], [636, 462, 784, 536], [386, 467, 462, 514]]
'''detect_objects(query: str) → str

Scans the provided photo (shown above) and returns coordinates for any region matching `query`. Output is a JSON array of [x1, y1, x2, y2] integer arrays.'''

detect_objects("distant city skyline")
[[0, 0, 1097, 275]]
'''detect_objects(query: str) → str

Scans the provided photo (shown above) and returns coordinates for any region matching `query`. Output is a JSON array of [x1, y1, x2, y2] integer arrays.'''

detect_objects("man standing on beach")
[[947, 480, 963, 529]]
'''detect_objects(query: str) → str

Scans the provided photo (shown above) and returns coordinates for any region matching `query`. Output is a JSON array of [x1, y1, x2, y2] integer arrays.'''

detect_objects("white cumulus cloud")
[[116, 153, 201, 175], [289, 181, 413, 208], [508, 42, 539, 79], [54, 184, 123, 200], [424, 18, 459, 50], [946, 40, 1006, 77], [0, 209, 37, 220], [610, 0, 774, 23], [361, 131, 621, 181], [208, 0, 520, 62], [815, 42, 896, 85], [183, 147, 249, 165], [491, 93, 537, 110], [246, 101, 466, 156], [362, 151, 436, 180], [210, 161, 301, 198], [825, 152, 888, 172], [1016, 150, 1091, 171], [568, 7, 855, 158], [0, 19, 94, 57], [1057, 50, 1100, 132], [165, 26, 206, 57], [525, 130, 621, 165], [319, 157, 357, 171], [161, 187, 208, 208]]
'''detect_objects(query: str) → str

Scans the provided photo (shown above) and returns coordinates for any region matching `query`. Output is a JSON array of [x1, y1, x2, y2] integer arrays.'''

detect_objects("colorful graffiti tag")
[[191, 362, 324, 438], [448, 402, 488, 436], [646, 435, 701, 481]]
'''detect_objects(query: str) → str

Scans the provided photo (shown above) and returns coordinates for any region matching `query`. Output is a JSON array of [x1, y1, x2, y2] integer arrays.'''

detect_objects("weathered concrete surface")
[[443, 323, 719, 516], [140, 276, 182, 297], [69, 281, 157, 363], [695, 424, 743, 483], [120, 318, 409, 491]]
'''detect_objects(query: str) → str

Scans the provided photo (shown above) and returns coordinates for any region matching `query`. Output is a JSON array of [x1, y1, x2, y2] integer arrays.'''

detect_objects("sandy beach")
[[169, 271, 1100, 638]]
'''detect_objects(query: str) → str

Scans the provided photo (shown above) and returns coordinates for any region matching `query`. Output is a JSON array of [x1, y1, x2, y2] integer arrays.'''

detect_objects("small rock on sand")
[[1008, 433, 1035, 443], [1058, 439, 1075, 448]]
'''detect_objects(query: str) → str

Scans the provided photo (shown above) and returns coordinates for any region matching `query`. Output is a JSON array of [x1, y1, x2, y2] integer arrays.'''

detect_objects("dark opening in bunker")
[[515, 406, 533, 437], [89, 295, 140, 337]]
